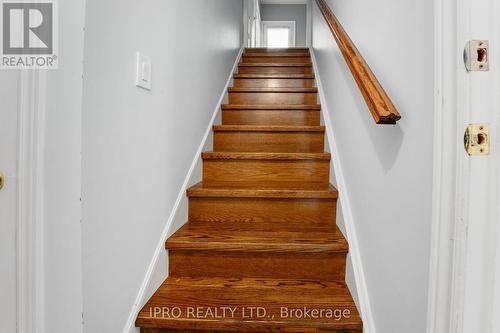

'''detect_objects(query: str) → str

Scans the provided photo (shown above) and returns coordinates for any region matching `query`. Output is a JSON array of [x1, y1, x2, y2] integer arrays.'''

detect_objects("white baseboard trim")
[[310, 48, 376, 333], [122, 46, 244, 333]]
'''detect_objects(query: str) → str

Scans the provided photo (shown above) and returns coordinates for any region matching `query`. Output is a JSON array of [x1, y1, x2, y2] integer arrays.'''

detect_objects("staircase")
[[135, 48, 363, 333]]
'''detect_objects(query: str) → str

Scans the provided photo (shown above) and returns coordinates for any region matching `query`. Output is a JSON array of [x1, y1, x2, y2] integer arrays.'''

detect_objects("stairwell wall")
[[261, 4, 308, 47], [80, 1, 243, 332], [312, 0, 434, 332]]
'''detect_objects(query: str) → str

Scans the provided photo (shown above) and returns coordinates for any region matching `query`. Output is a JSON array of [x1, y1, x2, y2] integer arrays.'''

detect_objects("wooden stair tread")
[[136, 277, 362, 332], [187, 182, 338, 198], [222, 104, 321, 110], [228, 87, 317, 93], [239, 63, 312, 67], [167, 221, 347, 253], [213, 125, 325, 132], [234, 73, 315, 79], [245, 47, 310, 52], [202, 152, 330, 161], [242, 52, 310, 57]]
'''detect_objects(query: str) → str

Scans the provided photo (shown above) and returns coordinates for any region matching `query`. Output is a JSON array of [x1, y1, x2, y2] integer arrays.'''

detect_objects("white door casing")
[[0, 70, 20, 333], [428, 0, 500, 332]]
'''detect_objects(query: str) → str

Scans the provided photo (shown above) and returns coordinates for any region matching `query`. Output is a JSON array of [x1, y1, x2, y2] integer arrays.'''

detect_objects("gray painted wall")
[[312, 0, 433, 332], [261, 4, 307, 47], [81, 1, 243, 332]]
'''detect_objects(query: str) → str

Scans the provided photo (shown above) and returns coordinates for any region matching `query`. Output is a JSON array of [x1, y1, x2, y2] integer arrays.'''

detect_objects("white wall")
[[0, 71, 19, 333], [261, 4, 307, 46], [312, 1, 433, 332], [43, 0, 86, 332], [81, 1, 243, 332]]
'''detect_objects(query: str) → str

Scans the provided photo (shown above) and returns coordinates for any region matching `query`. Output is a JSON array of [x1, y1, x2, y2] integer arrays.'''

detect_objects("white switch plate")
[[135, 52, 152, 90]]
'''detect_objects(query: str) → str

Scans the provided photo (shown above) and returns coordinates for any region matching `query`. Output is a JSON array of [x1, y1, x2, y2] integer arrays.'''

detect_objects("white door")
[[0, 71, 19, 333], [262, 21, 296, 48]]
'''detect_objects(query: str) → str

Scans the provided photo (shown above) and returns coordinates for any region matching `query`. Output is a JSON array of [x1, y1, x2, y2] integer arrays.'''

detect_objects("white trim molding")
[[309, 48, 376, 333], [122, 46, 245, 333], [425, 0, 460, 331], [427, 0, 500, 331], [16, 70, 47, 333]]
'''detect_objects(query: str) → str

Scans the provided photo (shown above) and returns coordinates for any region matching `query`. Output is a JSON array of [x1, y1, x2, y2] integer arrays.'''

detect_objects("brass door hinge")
[[0, 172, 4, 190], [464, 124, 489, 156]]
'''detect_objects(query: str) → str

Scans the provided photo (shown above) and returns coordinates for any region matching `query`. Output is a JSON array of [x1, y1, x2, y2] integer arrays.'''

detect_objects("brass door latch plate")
[[464, 124, 489, 156], [464, 40, 489, 71], [0, 172, 4, 190]]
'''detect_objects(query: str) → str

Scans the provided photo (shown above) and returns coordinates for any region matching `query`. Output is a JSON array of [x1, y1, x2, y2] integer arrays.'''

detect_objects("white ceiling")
[[260, 0, 308, 4]]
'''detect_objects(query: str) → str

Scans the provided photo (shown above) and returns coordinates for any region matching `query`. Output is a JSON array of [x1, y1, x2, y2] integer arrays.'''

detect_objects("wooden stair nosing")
[[233, 73, 315, 79], [221, 104, 321, 111], [242, 52, 310, 57], [213, 125, 325, 132], [228, 87, 318, 93], [239, 63, 312, 67], [245, 47, 310, 52], [186, 182, 338, 199], [202, 152, 331, 161], [166, 221, 348, 253]]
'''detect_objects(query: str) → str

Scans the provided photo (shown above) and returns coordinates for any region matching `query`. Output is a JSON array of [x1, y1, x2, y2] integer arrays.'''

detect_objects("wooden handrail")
[[315, 0, 401, 124]]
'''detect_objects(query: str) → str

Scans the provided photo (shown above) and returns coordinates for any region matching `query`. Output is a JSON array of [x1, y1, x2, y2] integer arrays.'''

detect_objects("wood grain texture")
[[202, 152, 330, 189], [228, 88, 317, 105], [137, 277, 362, 332], [238, 64, 313, 75], [188, 196, 337, 225], [315, 0, 401, 124], [229, 92, 317, 105], [167, 221, 347, 252], [242, 52, 310, 57], [169, 250, 346, 281], [241, 56, 311, 64], [222, 110, 320, 126], [214, 128, 325, 153], [187, 182, 338, 199], [233, 77, 315, 88], [201, 152, 331, 160], [221, 104, 321, 110], [233, 74, 315, 79], [136, 48, 362, 332], [244, 47, 310, 53]]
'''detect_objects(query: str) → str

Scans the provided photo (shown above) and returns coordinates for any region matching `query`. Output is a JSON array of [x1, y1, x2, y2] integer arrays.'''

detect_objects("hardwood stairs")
[[135, 48, 363, 333]]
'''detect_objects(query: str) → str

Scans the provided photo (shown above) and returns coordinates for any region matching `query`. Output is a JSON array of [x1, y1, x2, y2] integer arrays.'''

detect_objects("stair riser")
[[188, 197, 336, 225], [214, 131, 324, 153], [222, 110, 320, 126], [229, 92, 317, 105], [243, 50, 311, 58], [203, 159, 329, 189], [233, 78, 315, 88], [245, 48, 310, 54], [169, 250, 346, 281], [238, 66, 313, 74], [241, 56, 311, 63]]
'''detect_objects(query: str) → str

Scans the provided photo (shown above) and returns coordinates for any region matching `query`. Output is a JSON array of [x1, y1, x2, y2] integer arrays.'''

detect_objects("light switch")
[[135, 52, 152, 90]]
